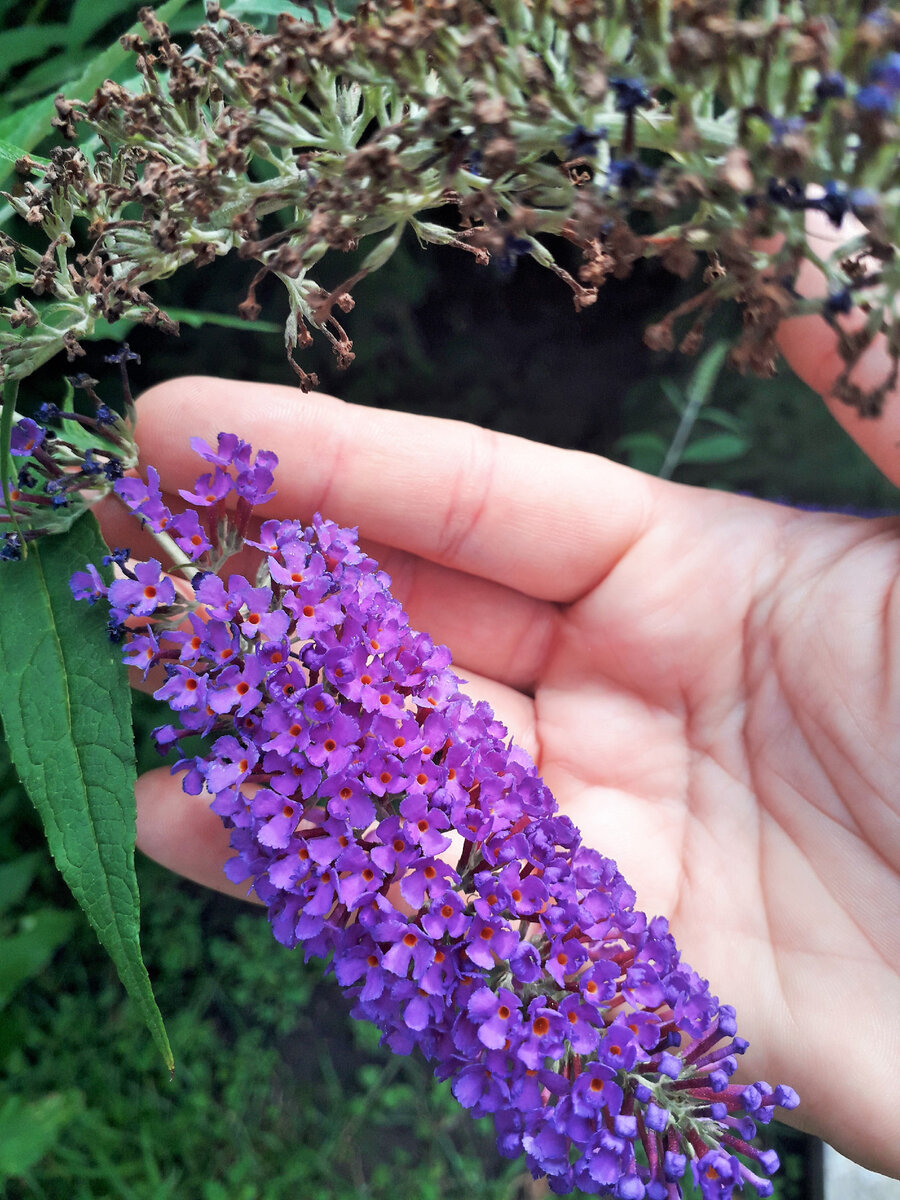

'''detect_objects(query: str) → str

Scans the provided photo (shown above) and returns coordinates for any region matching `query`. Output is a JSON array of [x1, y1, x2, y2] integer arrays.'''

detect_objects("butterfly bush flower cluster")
[[67, 433, 800, 1198]]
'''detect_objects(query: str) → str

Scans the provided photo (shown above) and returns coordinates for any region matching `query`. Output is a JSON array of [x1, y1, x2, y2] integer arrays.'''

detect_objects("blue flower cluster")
[[0, 383, 134, 560], [71, 434, 799, 1199]]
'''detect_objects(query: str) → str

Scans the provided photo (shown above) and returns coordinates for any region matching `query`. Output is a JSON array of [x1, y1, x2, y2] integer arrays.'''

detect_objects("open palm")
[[109, 360, 899, 1181]]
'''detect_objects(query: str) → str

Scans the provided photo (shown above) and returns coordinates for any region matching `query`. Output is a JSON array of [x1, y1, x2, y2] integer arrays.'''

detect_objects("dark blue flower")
[[104, 344, 141, 367], [609, 76, 650, 113], [562, 125, 607, 158], [869, 51, 900, 90], [0, 533, 22, 561], [493, 233, 533, 279], [855, 84, 896, 114], [814, 71, 846, 102], [826, 288, 853, 314], [607, 158, 656, 189], [766, 177, 808, 211], [812, 181, 849, 228], [34, 402, 60, 425]]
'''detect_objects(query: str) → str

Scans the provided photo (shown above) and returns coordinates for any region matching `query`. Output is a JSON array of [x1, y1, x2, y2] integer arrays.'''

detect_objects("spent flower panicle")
[[70, 433, 799, 1198], [1, 1, 899, 413]]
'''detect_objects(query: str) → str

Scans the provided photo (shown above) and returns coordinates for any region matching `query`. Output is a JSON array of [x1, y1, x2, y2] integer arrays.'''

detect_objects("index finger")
[[133, 376, 656, 604], [774, 209, 900, 487]]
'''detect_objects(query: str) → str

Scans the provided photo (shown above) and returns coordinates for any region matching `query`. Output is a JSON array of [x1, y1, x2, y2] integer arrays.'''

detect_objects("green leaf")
[[1, 52, 87, 111], [163, 306, 283, 333], [0, 1092, 82, 1179], [614, 431, 668, 474], [81, 307, 283, 340], [68, 0, 147, 47], [0, 137, 49, 167], [660, 377, 685, 415], [0, 23, 68, 75], [0, 513, 172, 1071], [231, 0, 362, 18], [0, 0, 195, 186], [684, 339, 730, 409], [0, 906, 75, 1008], [0, 851, 42, 915], [678, 433, 750, 463], [697, 406, 747, 436]]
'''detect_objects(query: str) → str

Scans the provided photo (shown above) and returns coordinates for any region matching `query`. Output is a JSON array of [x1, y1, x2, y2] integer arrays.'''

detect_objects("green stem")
[[111, 491, 198, 581], [0, 378, 23, 554]]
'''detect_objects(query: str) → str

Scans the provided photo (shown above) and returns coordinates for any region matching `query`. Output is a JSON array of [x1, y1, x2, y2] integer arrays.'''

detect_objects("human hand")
[[99, 356, 899, 1180]]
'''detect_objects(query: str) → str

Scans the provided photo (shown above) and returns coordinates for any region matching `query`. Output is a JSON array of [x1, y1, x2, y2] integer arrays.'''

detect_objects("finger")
[[361, 541, 557, 692], [774, 210, 900, 487], [131, 376, 656, 603], [99, 486, 558, 693], [136, 767, 260, 902]]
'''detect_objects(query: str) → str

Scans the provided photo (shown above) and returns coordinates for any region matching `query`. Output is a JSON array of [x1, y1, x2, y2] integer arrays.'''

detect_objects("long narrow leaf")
[[0, 513, 172, 1071], [68, 0, 150, 47], [0, 137, 50, 167], [0, 24, 68, 75]]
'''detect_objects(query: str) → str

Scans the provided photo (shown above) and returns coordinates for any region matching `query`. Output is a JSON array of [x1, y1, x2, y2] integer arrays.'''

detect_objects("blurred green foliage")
[[0, 1, 892, 1196]]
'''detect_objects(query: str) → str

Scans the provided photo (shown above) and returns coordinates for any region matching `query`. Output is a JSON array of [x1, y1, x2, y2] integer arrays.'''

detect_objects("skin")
[[99, 296, 900, 1181]]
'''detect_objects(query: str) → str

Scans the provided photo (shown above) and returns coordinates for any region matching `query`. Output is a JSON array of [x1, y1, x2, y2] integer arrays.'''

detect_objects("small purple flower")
[[464, 913, 519, 970], [154, 664, 207, 711], [121, 627, 160, 677], [517, 997, 567, 1069], [207, 657, 267, 717], [178, 467, 232, 507], [466, 986, 522, 1049], [399, 793, 452, 856], [114, 467, 172, 531], [107, 558, 176, 618], [70, 563, 107, 604], [190, 433, 251, 469], [378, 919, 435, 979], [10, 418, 45, 456], [169, 509, 212, 560], [421, 889, 468, 938], [451, 1063, 510, 1116], [234, 462, 276, 505]]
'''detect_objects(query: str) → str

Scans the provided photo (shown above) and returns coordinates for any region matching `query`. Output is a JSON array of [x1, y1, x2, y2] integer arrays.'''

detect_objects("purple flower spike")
[[73, 434, 800, 1199]]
